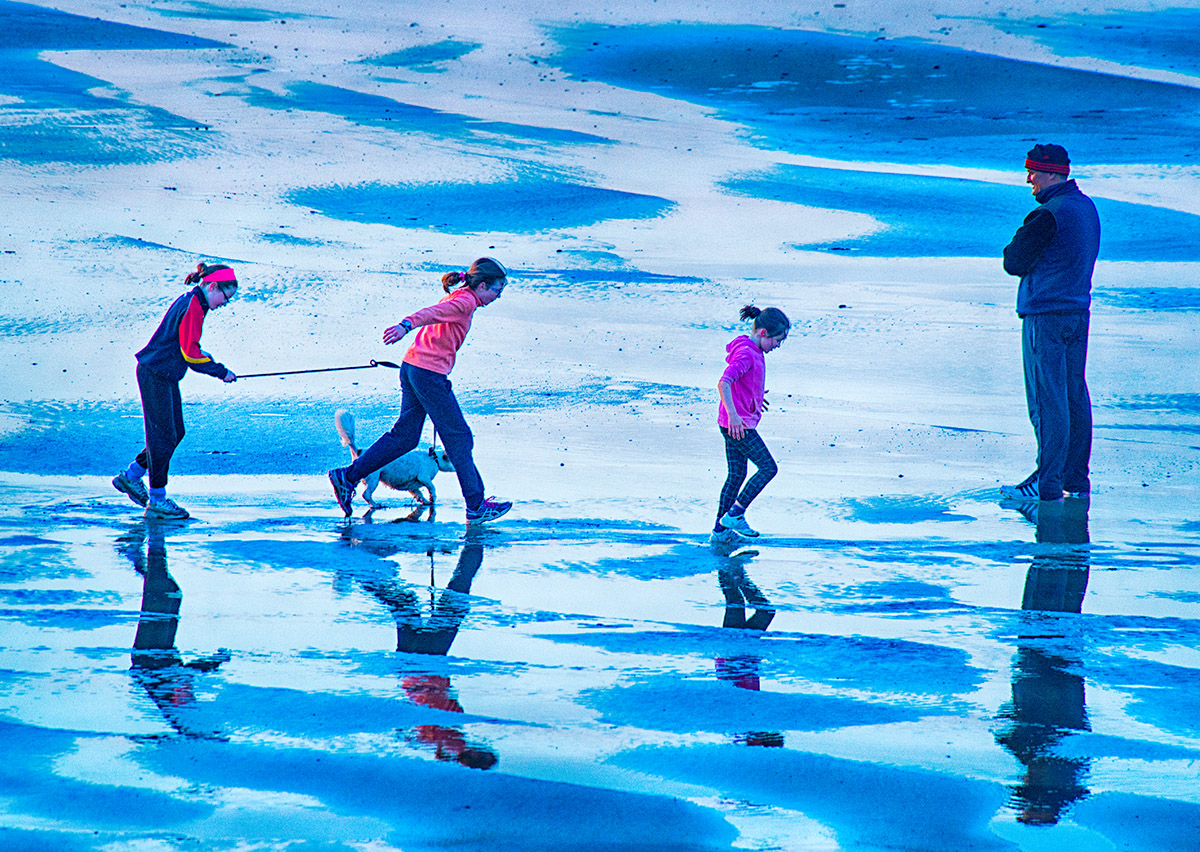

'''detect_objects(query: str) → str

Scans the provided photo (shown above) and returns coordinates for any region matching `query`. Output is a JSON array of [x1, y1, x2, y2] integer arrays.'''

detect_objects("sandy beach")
[[1, 0, 1198, 849]]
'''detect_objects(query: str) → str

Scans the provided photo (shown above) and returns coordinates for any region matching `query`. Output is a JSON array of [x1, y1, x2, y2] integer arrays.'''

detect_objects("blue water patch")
[[1107, 394, 1200, 414], [258, 230, 324, 247], [365, 40, 481, 71], [723, 165, 1200, 260], [553, 24, 1200, 168], [0, 2, 226, 165], [152, 2, 316, 22], [244, 81, 609, 147], [1096, 288, 1200, 312], [842, 495, 974, 523], [999, 9, 1200, 77], [580, 675, 926, 735], [290, 175, 674, 235], [0, 1, 227, 51]]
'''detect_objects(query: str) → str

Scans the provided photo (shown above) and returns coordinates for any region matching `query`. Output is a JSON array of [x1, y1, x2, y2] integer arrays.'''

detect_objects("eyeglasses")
[[488, 277, 507, 293], [220, 284, 238, 301]]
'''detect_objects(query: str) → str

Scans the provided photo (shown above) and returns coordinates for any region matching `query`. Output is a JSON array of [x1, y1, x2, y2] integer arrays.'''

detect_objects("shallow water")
[[1, 475, 1197, 850]]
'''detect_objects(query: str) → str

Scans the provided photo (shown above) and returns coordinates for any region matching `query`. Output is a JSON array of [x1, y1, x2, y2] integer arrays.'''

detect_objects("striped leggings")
[[716, 427, 778, 526]]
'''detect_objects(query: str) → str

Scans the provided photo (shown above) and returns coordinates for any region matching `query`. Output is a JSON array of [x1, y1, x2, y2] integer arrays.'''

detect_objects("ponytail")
[[740, 304, 790, 338], [185, 262, 210, 285], [441, 269, 469, 293], [442, 257, 509, 293]]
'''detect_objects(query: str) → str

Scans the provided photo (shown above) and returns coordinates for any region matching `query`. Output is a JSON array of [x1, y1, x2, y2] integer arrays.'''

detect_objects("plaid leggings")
[[716, 427, 778, 526]]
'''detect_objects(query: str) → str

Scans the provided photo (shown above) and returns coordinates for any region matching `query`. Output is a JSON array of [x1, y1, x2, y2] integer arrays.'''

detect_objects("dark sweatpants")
[[1022, 311, 1092, 500], [346, 361, 485, 512], [136, 364, 185, 489]]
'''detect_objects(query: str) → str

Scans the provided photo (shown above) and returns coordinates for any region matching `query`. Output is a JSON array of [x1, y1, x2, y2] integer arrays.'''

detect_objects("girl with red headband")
[[328, 257, 512, 525], [113, 262, 238, 520]]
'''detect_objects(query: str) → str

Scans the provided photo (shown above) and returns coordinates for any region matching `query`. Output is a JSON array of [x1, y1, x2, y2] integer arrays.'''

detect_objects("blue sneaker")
[[719, 512, 759, 538], [466, 497, 512, 525], [328, 468, 355, 517]]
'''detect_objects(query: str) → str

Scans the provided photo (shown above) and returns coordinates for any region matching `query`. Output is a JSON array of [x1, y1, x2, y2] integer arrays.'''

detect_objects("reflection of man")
[[995, 647, 1091, 825], [1001, 144, 1100, 503], [120, 525, 228, 739], [996, 498, 1092, 825]]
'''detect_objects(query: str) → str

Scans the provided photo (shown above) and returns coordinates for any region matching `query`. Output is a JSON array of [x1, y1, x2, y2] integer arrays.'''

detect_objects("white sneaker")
[[718, 512, 759, 538], [145, 497, 190, 520]]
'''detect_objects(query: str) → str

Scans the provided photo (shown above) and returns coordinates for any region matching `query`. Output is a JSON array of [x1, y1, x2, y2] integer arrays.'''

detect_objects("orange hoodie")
[[401, 288, 483, 375]]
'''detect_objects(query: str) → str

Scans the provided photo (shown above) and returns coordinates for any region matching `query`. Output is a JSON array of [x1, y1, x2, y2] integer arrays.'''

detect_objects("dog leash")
[[238, 359, 401, 379]]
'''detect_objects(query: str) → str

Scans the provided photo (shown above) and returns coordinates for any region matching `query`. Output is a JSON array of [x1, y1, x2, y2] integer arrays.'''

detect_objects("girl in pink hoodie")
[[714, 305, 791, 541]]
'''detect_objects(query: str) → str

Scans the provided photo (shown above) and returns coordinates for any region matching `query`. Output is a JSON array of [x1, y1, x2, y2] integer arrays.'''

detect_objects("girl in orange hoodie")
[[329, 257, 511, 524]]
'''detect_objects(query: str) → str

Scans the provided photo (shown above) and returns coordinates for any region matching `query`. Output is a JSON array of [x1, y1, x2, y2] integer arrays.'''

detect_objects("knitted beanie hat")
[[1025, 144, 1071, 176]]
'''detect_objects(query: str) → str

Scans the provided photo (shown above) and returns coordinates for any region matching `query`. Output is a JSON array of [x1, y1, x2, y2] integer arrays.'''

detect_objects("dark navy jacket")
[[1003, 180, 1100, 316], [136, 287, 228, 382]]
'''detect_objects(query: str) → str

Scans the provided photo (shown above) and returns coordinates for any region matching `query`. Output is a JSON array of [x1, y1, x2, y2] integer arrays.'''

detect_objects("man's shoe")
[[999, 472, 1039, 500], [466, 497, 512, 524], [113, 473, 148, 507], [145, 497, 190, 520], [328, 468, 355, 517], [719, 512, 759, 538]]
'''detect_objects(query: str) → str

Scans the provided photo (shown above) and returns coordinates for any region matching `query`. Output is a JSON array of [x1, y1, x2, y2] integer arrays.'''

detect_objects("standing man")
[[1001, 144, 1100, 502]]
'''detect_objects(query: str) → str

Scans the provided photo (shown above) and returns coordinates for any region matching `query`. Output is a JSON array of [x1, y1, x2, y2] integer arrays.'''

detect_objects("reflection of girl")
[[712, 305, 790, 541], [329, 258, 511, 524], [113, 263, 239, 520]]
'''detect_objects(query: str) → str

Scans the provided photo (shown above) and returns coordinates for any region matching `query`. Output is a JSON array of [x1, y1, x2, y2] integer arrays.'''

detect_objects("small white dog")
[[334, 409, 455, 508]]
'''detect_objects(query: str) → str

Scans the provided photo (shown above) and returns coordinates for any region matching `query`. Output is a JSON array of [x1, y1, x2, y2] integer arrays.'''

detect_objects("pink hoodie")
[[718, 334, 767, 429], [401, 288, 484, 375]]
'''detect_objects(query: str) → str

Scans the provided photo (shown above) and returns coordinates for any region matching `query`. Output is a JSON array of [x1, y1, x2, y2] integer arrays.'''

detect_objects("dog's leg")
[[362, 471, 382, 509], [408, 489, 427, 505], [426, 480, 437, 505]]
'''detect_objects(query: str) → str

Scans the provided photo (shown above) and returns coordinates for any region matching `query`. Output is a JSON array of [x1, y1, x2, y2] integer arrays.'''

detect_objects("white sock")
[[124, 461, 147, 480]]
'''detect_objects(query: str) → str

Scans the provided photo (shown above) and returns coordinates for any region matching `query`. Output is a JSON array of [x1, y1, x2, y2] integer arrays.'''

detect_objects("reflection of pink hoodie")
[[718, 335, 767, 429]]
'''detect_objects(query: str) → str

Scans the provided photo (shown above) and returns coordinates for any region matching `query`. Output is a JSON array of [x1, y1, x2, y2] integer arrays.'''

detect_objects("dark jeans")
[[1022, 311, 1092, 500], [346, 362, 485, 511], [716, 427, 777, 527], [136, 364, 185, 489]]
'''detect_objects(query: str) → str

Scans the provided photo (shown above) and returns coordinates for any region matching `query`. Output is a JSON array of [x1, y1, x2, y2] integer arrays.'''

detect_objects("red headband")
[[1025, 158, 1070, 176], [201, 267, 237, 285]]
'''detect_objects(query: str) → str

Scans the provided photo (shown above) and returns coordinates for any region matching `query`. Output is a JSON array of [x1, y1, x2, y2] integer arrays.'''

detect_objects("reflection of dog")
[[335, 409, 454, 508]]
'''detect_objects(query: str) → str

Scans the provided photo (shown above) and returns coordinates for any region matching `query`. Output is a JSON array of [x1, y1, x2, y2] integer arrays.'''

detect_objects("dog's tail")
[[334, 409, 360, 459]]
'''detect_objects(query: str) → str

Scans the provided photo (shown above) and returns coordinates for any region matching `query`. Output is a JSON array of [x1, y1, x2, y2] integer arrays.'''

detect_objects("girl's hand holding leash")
[[223, 370, 237, 383]]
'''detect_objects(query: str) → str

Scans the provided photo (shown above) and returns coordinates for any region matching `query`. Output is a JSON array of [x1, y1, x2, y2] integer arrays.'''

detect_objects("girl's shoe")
[[466, 497, 512, 524], [145, 497, 190, 520], [719, 512, 759, 538], [112, 473, 149, 507], [328, 468, 355, 516]]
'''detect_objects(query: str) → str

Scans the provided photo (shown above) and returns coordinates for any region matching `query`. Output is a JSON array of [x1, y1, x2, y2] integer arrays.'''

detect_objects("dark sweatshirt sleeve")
[[1003, 208, 1058, 277]]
